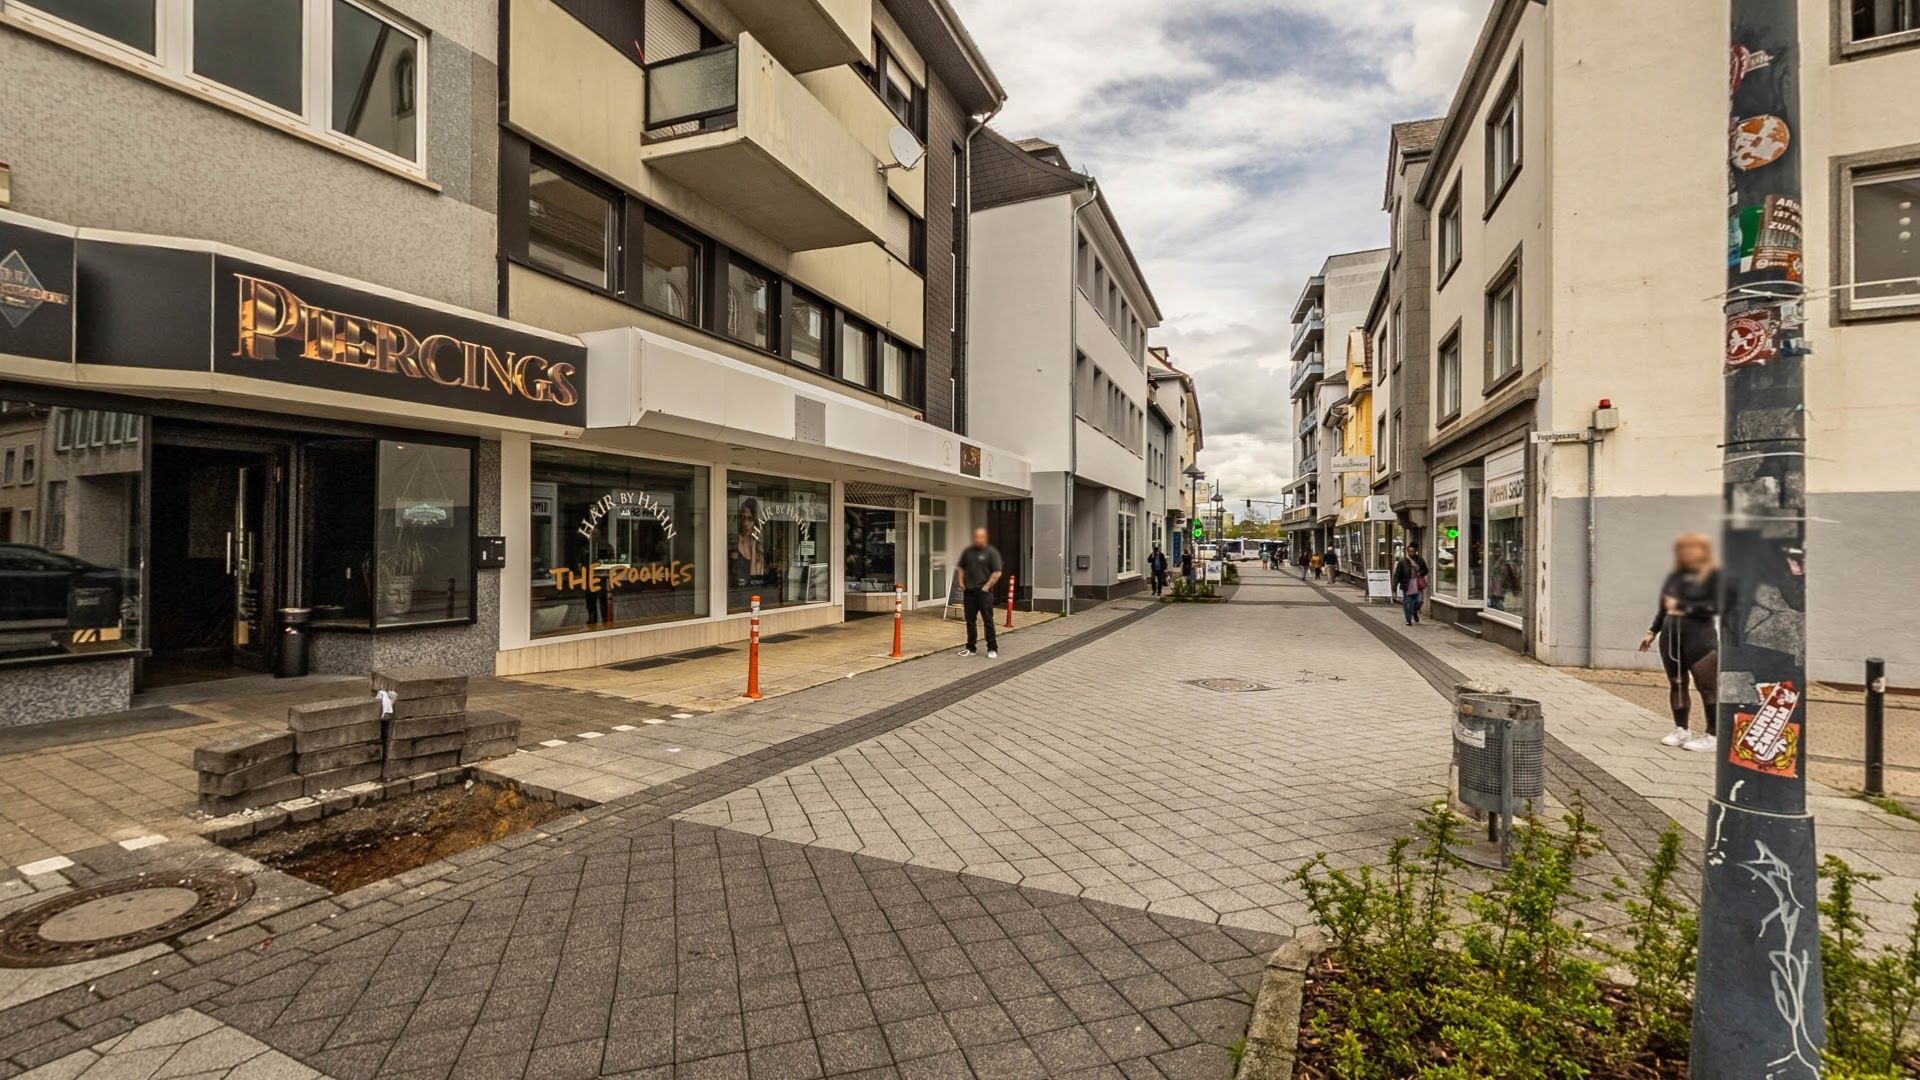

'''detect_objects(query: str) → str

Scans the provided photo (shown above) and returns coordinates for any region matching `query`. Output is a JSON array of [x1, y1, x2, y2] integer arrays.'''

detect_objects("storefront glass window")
[[1467, 485, 1486, 602], [0, 401, 144, 662], [1434, 490, 1460, 597], [1486, 471, 1526, 617], [530, 446, 709, 638], [376, 442, 473, 627], [844, 507, 906, 608], [727, 472, 830, 613], [308, 439, 377, 627]]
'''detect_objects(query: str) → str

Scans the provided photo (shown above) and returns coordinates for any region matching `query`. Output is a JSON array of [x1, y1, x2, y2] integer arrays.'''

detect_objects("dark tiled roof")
[[972, 126, 1089, 209], [1392, 118, 1444, 154]]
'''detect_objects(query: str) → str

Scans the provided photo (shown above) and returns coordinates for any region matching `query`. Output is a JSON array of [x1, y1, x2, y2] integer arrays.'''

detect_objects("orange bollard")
[[745, 594, 762, 699], [1005, 574, 1016, 628], [891, 584, 904, 658]]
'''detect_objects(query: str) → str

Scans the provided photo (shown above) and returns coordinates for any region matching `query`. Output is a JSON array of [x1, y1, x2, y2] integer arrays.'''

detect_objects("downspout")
[[959, 101, 1003, 437], [1065, 180, 1100, 616]]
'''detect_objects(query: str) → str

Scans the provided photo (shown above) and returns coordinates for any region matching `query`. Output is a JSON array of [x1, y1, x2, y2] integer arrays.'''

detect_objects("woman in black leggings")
[[1639, 533, 1720, 752]]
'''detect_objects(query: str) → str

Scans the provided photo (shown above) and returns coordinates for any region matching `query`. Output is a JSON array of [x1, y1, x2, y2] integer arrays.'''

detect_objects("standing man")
[[953, 526, 1003, 659], [1147, 544, 1169, 596]]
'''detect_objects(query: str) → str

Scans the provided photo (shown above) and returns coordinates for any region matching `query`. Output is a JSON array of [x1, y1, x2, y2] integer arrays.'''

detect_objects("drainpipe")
[[1065, 181, 1100, 615], [959, 101, 1003, 438], [1585, 429, 1598, 668]]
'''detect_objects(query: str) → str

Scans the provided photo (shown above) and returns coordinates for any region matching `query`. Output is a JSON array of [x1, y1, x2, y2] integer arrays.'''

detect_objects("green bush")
[[1820, 858, 1920, 1079]]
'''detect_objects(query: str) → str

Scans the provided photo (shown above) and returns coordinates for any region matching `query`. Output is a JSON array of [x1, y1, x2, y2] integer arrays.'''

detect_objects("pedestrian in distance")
[[1147, 544, 1169, 596], [1309, 551, 1323, 580], [1298, 549, 1310, 581], [953, 526, 1003, 659], [1393, 547, 1430, 626], [1639, 532, 1720, 752], [1323, 547, 1340, 581]]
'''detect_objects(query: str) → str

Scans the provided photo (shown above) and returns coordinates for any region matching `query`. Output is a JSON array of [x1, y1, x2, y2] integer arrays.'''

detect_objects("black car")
[[0, 542, 139, 654]]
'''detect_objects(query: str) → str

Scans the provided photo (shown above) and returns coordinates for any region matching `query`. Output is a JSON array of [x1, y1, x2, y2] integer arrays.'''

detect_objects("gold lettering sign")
[[232, 275, 578, 408], [550, 561, 698, 593]]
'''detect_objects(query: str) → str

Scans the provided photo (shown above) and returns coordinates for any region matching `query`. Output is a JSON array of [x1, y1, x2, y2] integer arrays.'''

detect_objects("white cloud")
[[953, 0, 1493, 501]]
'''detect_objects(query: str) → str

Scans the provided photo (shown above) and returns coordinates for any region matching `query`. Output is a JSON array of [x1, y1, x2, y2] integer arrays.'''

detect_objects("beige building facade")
[[1413, 0, 1920, 678]]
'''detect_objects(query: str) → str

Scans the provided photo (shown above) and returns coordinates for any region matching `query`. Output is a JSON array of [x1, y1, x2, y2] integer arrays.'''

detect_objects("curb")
[[1235, 930, 1327, 1080]]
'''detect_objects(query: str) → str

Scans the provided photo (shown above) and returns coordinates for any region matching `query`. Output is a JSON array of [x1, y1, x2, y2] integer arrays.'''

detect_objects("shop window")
[[0, 399, 143, 662], [529, 446, 709, 638], [641, 219, 702, 321], [194, 0, 305, 114], [330, 0, 421, 161], [727, 472, 830, 614], [790, 292, 829, 370], [21, 0, 156, 53], [1118, 505, 1137, 574], [307, 438, 473, 629], [1434, 491, 1460, 598], [844, 506, 907, 604], [726, 258, 775, 351], [528, 162, 615, 290], [1486, 484, 1525, 618], [1466, 484, 1486, 602]]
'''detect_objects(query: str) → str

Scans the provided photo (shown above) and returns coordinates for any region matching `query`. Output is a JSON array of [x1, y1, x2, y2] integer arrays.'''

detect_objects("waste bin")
[[276, 607, 312, 679], [1453, 692, 1544, 816]]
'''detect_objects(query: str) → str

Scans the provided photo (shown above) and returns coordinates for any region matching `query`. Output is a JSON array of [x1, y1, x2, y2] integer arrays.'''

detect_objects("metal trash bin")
[[1453, 693, 1544, 816], [276, 608, 312, 679]]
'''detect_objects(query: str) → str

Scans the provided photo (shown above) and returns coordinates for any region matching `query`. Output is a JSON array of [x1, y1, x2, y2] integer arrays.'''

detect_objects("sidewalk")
[[0, 607, 1053, 874]]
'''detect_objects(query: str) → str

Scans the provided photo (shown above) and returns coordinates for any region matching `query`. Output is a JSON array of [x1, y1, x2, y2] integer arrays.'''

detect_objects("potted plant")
[[375, 534, 426, 620]]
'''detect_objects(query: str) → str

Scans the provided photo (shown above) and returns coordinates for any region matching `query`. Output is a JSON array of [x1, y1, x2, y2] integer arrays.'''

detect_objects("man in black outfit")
[[1147, 544, 1169, 596], [954, 527, 1003, 658]]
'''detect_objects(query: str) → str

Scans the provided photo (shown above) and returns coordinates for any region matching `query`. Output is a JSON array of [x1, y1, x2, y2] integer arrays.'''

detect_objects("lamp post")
[[1690, 1, 1824, 1075], [1182, 465, 1205, 572]]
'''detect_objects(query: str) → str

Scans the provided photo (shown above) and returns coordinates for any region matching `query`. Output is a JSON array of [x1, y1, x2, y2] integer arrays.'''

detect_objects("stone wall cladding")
[[0, 658, 134, 726]]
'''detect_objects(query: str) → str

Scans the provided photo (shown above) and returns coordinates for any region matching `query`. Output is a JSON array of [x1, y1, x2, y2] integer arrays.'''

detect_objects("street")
[[3, 568, 1916, 1079]]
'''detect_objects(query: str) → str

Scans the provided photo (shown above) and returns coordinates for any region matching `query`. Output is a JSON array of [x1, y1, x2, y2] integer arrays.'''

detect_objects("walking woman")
[[1639, 532, 1721, 752], [1392, 546, 1430, 626]]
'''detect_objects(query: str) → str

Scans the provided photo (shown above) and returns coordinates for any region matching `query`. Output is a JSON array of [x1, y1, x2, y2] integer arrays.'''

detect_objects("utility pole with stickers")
[[1691, 1, 1826, 1077]]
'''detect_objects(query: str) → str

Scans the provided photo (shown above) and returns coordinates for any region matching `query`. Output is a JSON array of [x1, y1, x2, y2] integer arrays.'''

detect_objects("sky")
[[949, 0, 1494, 509]]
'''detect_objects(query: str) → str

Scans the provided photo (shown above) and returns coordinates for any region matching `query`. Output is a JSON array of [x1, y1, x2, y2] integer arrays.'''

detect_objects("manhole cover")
[[0, 871, 253, 968], [1187, 677, 1274, 694]]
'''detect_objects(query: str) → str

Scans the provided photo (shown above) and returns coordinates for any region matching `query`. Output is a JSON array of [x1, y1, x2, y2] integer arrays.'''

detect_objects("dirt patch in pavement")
[[229, 782, 566, 893]]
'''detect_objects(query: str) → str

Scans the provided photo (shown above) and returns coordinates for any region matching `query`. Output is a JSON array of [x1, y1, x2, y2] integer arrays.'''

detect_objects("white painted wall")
[[968, 195, 1073, 471]]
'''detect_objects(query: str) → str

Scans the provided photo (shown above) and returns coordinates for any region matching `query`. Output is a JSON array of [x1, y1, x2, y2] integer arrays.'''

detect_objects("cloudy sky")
[[950, 0, 1493, 507]]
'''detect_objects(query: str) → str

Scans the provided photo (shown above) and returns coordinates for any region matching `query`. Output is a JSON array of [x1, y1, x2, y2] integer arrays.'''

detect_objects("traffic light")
[[1191, 522, 1203, 539]]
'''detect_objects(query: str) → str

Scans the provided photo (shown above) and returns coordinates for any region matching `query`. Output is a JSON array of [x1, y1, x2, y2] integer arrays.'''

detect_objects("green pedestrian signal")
[[1446, 526, 1460, 540], [1191, 523, 1203, 538]]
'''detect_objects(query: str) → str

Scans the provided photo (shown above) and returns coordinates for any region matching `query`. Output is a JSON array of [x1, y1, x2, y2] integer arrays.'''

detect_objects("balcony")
[[1297, 450, 1320, 477], [1289, 309, 1323, 358], [1298, 410, 1318, 437], [642, 34, 888, 251], [725, 0, 869, 73], [1289, 354, 1325, 400]]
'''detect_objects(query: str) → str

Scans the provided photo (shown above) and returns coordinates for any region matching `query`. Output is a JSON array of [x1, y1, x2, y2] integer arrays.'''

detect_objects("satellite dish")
[[880, 125, 925, 172]]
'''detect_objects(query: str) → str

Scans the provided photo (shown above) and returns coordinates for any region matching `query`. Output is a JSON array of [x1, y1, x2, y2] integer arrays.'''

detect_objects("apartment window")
[[528, 161, 615, 290], [883, 199, 924, 272], [1851, 0, 1920, 43], [1842, 161, 1920, 316], [862, 36, 924, 137], [1392, 410, 1404, 473], [15, 0, 427, 169], [1077, 234, 1092, 293], [1437, 330, 1463, 421], [790, 293, 829, 370], [1485, 67, 1523, 209], [726, 258, 775, 351], [1485, 263, 1521, 387], [331, 0, 421, 161], [23, 0, 156, 52], [841, 319, 873, 387], [876, 338, 906, 400], [1438, 186, 1463, 282], [641, 219, 702, 321]]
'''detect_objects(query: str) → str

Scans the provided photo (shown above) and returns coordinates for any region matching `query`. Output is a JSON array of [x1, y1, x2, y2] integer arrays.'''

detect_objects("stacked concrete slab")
[[193, 667, 521, 816]]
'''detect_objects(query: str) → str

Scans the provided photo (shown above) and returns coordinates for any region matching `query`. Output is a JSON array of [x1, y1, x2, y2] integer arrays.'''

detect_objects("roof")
[[1415, 0, 1535, 207], [1384, 117, 1444, 209], [972, 128, 1164, 323], [883, 0, 1007, 115]]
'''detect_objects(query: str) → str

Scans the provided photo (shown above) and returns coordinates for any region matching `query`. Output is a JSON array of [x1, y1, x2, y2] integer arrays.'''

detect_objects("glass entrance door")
[[916, 497, 948, 604]]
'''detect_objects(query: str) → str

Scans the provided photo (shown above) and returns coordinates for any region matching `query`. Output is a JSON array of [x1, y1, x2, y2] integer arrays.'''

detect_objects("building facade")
[[1146, 348, 1201, 562], [1412, 0, 1920, 677], [968, 131, 1162, 611], [1374, 119, 1443, 572], [1283, 249, 1389, 563], [0, 0, 568, 721]]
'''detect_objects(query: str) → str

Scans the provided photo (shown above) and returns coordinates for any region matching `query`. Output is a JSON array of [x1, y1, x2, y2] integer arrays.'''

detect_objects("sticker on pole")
[[1730, 115, 1791, 171], [1726, 308, 1780, 371], [1729, 680, 1801, 778], [1729, 44, 1773, 92]]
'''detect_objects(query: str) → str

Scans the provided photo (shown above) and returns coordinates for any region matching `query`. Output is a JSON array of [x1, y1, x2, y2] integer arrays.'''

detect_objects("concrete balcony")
[[723, 0, 869, 73], [642, 34, 887, 251], [1289, 309, 1323, 358], [1289, 354, 1324, 400]]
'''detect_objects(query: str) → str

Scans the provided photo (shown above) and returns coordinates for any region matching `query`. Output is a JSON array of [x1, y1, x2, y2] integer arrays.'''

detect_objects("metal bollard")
[[1865, 657, 1887, 797], [891, 584, 904, 659], [1005, 574, 1016, 628], [746, 595, 762, 700]]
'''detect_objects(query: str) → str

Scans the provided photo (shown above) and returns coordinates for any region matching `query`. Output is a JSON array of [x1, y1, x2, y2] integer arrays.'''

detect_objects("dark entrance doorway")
[[986, 499, 1026, 606], [144, 431, 288, 688]]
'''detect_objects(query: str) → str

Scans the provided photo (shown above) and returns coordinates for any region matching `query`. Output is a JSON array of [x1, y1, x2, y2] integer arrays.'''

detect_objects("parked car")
[[0, 543, 138, 654]]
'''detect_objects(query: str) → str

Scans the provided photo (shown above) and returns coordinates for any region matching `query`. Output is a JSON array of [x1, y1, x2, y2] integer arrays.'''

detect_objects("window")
[[1436, 189, 1459, 282], [194, 0, 305, 114], [1845, 163, 1920, 312], [1437, 331, 1463, 420], [2, 450, 13, 486], [725, 258, 774, 351], [1118, 504, 1137, 574], [23, 0, 156, 52], [331, 0, 420, 161], [641, 219, 702, 321], [1077, 234, 1092, 293], [1485, 265, 1521, 386], [528, 162, 614, 290], [21, 445, 35, 485], [45, 481, 67, 548], [529, 446, 710, 638], [859, 35, 923, 136], [1486, 69, 1522, 207], [309, 438, 474, 629], [790, 293, 828, 370], [884, 199, 924, 271], [879, 338, 908, 400], [727, 472, 831, 613], [1851, 0, 1920, 42], [841, 319, 872, 387]]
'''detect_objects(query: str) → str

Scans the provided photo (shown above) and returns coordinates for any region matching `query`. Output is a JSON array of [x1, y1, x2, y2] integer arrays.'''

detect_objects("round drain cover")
[[1188, 677, 1273, 694], [0, 871, 253, 968]]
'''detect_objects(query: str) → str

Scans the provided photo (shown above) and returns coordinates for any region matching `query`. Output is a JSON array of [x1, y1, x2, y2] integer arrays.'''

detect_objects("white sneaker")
[[1684, 734, 1717, 752], [1661, 728, 1690, 747], [957, 648, 975, 657], [987, 649, 998, 659]]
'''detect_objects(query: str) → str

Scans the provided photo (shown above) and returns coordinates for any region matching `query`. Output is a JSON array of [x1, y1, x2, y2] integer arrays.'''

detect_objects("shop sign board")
[[960, 443, 982, 477], [0, 215, 75, 363], [1488, 475, 1526, 508], [1366, 495, 1396, 522], [1204, 560, 1223, 583], [1330, 455, 1370, 473], [1367, 570, 1393, 599], [68, 235, 588, 427]]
